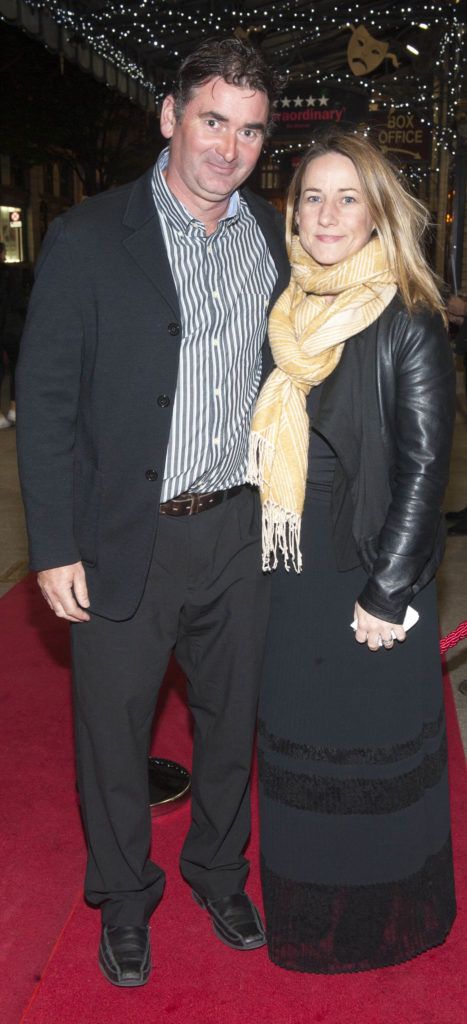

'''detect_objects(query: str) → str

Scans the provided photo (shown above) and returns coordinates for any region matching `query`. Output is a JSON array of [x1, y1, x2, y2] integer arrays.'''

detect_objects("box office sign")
[[273, 83, 368, 136], [370, 111, 431, 162]]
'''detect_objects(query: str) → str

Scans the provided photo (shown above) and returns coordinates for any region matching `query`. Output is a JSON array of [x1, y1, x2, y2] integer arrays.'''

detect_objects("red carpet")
[[0, 576, 465, 1024]]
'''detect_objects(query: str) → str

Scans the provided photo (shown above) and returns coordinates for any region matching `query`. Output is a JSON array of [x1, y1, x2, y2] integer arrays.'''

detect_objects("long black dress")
[[258, 385, 456, 973]]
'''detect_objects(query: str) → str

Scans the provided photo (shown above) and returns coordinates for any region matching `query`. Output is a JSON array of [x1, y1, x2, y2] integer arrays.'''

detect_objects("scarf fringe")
[[248, 427, 303, 572], [261, 500, 302, 573]]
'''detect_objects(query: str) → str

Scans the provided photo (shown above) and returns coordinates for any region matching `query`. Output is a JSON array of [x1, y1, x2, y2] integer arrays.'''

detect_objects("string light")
[[17, 1, 467, 156]]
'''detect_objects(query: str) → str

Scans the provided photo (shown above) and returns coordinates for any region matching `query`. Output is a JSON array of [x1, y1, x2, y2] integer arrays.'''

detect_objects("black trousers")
[[71, 486, 270, 927]]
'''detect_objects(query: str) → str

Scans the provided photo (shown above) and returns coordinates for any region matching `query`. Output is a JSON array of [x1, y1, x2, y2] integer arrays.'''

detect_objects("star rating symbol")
[[280, 92, 330, 111]]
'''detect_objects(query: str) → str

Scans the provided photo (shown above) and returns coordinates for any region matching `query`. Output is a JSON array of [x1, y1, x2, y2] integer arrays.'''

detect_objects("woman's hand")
[[353, 601, 406, 651]]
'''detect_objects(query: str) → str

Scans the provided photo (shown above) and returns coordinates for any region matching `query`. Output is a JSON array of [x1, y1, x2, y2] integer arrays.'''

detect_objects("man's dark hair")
[[171, 37, 284, 134]]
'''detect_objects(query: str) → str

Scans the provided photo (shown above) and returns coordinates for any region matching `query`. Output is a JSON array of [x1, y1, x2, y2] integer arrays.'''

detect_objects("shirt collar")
[[152, 147, 240, 234]]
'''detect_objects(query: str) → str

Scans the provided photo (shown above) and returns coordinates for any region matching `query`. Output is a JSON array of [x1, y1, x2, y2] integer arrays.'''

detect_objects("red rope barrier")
[[440, 620, 467, 653]]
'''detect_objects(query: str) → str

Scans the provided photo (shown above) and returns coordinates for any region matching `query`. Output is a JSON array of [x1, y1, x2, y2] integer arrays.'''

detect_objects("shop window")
[[0, 206, 23, 262], [260, 160, 281, 191]]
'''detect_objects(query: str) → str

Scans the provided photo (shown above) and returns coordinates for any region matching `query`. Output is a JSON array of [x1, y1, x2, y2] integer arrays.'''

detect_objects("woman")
[[249, 130, 456, 972]]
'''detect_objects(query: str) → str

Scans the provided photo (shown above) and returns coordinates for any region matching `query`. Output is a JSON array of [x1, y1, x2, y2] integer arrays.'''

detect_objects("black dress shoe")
[[98, 925, 151, 987], [445, 505, 467, 521], [192, 891, 266, 950]]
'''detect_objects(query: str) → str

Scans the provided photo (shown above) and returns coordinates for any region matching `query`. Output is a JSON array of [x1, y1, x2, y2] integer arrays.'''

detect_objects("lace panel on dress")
[[261, 835, 456, 973], [258, 706, 445, 765], [258, 731, 447, 816]]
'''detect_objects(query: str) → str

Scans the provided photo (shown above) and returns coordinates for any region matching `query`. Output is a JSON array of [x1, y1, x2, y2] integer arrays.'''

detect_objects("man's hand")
[[354, 601, 405, 652], [37, 562, 90, 622]]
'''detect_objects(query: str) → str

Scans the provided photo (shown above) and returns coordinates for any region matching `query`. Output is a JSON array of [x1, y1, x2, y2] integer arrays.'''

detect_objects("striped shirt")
[[152, 149, 277, 502]]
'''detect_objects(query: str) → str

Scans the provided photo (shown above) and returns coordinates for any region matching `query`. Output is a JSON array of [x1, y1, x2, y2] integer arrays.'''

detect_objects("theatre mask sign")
[[347, 25, 399, 76], [273, 83, 368, 137]]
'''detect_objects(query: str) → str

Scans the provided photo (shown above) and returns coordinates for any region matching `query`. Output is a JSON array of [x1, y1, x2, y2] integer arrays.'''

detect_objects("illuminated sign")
[[9, 209, 22, 229], [273, 83, 368, 136], [370, 111, 430, 162]]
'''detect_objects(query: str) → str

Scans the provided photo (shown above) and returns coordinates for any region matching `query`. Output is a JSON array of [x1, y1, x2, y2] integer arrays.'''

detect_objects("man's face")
[[160, 77, 269, 210]]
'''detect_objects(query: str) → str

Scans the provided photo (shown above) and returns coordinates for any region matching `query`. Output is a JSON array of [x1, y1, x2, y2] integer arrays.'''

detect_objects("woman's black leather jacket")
[[314, 294, 456, 623]]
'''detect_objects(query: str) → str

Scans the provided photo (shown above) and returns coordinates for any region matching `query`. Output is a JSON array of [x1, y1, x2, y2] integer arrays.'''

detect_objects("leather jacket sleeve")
[[357, 307, 456, 623]]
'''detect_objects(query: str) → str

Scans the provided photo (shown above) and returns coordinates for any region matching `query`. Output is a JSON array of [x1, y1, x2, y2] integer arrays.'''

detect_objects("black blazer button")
[[145, 469, 159, 481], [157, 394, 170, 408], [168, 322, 180, 336]]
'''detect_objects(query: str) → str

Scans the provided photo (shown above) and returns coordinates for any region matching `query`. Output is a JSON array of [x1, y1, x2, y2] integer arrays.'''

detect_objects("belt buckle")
[[188, 493, 201, 515]]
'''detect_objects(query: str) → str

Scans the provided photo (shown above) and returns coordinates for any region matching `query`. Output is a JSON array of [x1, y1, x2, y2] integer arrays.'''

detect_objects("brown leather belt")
[[159, 485, 243, 517]]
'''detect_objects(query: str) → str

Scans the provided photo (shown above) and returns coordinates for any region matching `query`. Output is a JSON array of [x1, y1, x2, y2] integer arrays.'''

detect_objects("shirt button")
[[212, 291, 219, 300], [157, 394, 170, 408], [168, 322, 180, 336], [214, 388, 220, 396], [213, 338, 219, 346], [145, 469, 159, 481], [213, 437, 220, 445]]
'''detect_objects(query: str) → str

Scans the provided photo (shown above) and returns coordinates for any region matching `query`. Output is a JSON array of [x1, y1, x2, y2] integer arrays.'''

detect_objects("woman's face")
[[296, 152, 375, 265]]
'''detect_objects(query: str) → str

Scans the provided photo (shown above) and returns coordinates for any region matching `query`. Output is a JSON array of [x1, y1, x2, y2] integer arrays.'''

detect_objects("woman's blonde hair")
[[286, 129, 446, 320]]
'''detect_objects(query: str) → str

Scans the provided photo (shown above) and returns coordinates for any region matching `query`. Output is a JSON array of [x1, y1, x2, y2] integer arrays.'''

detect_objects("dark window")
[[59, 162, 74, 200], [44, 163, 55, 195], [11, 160, 26, 189]]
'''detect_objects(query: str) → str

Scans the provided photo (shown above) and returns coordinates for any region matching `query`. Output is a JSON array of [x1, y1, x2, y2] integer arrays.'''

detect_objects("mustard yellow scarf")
[[248, 234, 397, 571]]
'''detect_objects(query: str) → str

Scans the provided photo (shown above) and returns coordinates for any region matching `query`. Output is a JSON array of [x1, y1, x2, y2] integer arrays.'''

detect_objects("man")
[[16, 38, 289, 987]]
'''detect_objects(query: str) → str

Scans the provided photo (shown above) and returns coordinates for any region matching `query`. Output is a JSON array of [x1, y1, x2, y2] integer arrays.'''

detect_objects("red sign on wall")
[[273, 82, 368, 136]]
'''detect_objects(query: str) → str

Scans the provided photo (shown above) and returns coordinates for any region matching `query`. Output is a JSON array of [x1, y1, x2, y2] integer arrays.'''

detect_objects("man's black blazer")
[[16, 168, 290, 620]]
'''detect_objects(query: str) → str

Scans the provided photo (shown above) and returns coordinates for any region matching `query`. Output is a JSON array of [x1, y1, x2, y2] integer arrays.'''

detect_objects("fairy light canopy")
[[4, 1, 466, 153]]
